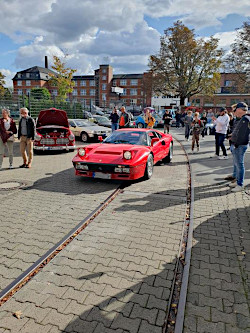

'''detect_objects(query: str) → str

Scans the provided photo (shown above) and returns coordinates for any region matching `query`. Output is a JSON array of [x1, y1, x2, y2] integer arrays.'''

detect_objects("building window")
[[224, 80, 234, 87], [120, 79, 127, 86], [26, 89, 31, 95], [90, 89, 95, 96], [102, 76, 106, 80], [130, 99, 137, 105], [130, 79, 138, 85], [102, 93, 106, 101], [52, 90, 57, 96], [17, 81, 22, 86], [72, 80, 77, 87], [80, 80, 86, 86], [102, 69, 107, 74], [17, 89, 23, 95], [18, 73, 21, 78], [26, 80, 31, 86], [102, 84, 107, 90], [26, 73, 30, 78], [72, 89, 78, 96], [112, 80, 117, 86], [90, 80, 95, 86], [217, 99, 226, 107], [121, 89, 127, 96], [80, 89, 86, 96], [130, 89, 137, 95]]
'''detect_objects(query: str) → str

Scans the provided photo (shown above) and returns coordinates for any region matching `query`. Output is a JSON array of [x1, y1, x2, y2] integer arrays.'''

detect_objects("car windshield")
[[74, 120, 95, 127], [103, 131, 148, 146]]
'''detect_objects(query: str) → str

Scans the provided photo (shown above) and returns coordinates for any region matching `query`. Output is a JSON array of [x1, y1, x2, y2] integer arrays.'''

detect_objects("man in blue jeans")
[[110, 107, 119, 132], [228, 102, 249, 192]]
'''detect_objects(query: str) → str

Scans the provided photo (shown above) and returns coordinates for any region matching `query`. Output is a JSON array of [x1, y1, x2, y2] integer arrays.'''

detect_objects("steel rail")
[[163, 136, 194, 333], [0, 185, 123, 307]]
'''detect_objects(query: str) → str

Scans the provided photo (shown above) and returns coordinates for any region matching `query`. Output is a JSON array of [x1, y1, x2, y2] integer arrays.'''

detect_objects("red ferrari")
[[72, 128, 173, 180]]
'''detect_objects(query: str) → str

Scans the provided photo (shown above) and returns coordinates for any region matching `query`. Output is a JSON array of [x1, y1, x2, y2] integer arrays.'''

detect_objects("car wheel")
[[81, 132, 89, 142], [144, 154, 154, 179], [162, 142, 173, 163], [137, 122, 144, 128]]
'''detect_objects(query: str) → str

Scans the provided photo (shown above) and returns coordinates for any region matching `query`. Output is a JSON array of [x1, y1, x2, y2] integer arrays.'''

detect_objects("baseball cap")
[[236, 102, 248, 111], [220, 107, 227, 112]]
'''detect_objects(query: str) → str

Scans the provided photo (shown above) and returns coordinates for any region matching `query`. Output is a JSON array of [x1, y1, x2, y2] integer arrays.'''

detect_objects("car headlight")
[[69, 134, 75, 141], [123, 151, 132, 160], [35, 134, 41, 141], [78, 148, 86, 156]]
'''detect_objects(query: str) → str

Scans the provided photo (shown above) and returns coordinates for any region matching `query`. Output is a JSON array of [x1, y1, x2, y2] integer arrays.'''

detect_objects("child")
[[191, 112, 203, 153]]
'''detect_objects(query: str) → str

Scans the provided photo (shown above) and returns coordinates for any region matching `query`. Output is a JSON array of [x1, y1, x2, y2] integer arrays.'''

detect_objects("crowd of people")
[[170, 102, 249, 192]]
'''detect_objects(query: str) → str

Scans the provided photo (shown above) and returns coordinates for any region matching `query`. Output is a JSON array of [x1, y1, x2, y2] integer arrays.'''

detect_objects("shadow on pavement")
[[63, 206, 250, 332]]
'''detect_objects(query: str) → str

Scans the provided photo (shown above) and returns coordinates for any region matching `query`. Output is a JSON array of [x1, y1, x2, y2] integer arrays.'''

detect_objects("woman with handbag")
[[0, 108, 17, 169]]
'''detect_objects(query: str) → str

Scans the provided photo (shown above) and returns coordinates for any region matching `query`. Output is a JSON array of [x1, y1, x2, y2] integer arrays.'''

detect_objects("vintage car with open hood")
[[72, 128, 173, 180], [34, 108, 75, 151]]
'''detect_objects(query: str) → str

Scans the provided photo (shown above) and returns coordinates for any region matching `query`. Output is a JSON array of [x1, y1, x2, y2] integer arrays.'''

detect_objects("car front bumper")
[[34, 145, 76, 151]]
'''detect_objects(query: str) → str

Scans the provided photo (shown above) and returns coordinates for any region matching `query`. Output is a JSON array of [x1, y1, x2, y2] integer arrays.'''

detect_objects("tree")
[[49, 55, 76, 101], [149, 21, 223, 106], [0, 71, 6, 97], [30, 87, 51, 100], [225, 20, 250, 91]]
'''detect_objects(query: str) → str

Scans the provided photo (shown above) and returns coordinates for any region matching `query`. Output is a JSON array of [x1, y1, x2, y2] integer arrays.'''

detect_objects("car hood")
[[37, 108, 69, 127], [73, 143, 149, 165]]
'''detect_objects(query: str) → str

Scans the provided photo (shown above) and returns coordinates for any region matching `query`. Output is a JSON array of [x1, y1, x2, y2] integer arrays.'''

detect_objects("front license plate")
[[93, 172, 111, 179]]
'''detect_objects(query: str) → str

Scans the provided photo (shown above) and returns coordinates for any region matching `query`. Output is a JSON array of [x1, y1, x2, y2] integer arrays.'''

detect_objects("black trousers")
[[215, 133, 227, 156]]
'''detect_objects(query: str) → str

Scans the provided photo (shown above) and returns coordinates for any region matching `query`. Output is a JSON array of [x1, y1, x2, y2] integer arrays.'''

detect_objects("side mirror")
[[151, 137, 160, 146], [98, 136, 103, 142]]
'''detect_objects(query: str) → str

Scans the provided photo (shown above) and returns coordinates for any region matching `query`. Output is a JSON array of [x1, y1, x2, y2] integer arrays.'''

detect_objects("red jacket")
[[0, 118, 17, 143]]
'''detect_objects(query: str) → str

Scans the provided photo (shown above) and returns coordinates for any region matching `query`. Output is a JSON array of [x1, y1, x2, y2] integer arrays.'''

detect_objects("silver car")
[[68, 119, 111, 142]]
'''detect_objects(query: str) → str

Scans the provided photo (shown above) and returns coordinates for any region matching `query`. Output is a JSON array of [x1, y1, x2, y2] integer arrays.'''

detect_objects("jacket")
[[215, 114, 229, 135], [110, 113, 119, 124], [231, 114, 250, 147], [0, 118, 17, 143], [119, 112, 129, 127], [18, 116, 36, 140]]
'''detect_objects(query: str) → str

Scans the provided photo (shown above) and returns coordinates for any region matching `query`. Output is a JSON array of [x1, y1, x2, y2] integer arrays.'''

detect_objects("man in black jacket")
[[110, 107, 119, 132], [18, 107, 36, 168], [228, 102, 249, 192]]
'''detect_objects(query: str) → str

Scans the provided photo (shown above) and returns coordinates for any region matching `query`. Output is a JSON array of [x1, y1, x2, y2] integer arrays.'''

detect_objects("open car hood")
[[37, 108, 69, 128]]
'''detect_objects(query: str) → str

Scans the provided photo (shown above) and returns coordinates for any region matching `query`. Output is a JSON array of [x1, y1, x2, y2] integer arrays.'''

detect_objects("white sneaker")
[[9, 165, 13, 169], [219, 156, 228, 160], [197, 147, 199, 152], [229, 182, 237, 187], [231, 185, 244, 192]]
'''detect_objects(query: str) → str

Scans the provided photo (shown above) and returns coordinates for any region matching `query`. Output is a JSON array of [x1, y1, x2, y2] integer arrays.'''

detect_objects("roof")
[[13, 66, 57, 80], [113, 74, 143, 79]]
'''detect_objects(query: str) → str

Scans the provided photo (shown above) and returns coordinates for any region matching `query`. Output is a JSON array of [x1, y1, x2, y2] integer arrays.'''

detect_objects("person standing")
[[200, 112, 207, 139], [119, 106, 129, 129], [191, 112, 203, 153], [175, 110, 181, 128], [184, 111, 193, 141], [162, 110, 172, 134], [0, 108, 17, 169], [228, 102, 249, 192], [18, 107, 35, 168], [213, 108, 229, 159], [110, 107, 119, 132]]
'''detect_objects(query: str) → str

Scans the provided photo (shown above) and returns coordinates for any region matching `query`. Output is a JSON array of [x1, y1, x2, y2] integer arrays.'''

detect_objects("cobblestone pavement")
[[0, 140, 188, 332], [0, 142, 120, 292], [172, 129, 250, 333]]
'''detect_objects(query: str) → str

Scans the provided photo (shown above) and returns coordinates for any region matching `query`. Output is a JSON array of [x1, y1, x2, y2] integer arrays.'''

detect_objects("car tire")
[[81, 132, 89, 142], [144, 154, 154, 179], [137, 122, 144, 128], [162, 142, 173, 163]]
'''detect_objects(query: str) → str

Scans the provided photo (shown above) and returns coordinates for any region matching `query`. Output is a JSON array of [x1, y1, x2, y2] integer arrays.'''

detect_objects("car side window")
[[69, 121, 74, 127]]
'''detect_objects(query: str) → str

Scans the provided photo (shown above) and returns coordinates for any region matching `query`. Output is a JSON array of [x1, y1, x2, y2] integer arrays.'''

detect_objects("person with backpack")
[[191, 112, 203, 153]]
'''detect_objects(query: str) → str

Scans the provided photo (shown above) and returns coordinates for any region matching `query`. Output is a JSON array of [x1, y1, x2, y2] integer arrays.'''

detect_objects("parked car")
[[135, 113, 161, 128], [91, 115, 112, 128], [82, 110, 92, 119], [34, 108, 75, 152], [72, 128, 173, 180], [69, 119, 111, 142]]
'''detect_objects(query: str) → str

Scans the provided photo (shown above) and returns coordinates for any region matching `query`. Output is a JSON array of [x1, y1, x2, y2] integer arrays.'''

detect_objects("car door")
[[148, 131, 163, 162]]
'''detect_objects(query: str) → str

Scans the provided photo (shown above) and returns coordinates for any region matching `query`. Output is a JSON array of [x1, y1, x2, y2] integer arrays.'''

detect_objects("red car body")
[[72, 128, 173, 180], [34, 108, 75, 151]]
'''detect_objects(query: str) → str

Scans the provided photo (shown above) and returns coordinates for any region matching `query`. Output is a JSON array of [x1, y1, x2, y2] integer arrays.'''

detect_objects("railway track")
[[0, 138, 194, 333]]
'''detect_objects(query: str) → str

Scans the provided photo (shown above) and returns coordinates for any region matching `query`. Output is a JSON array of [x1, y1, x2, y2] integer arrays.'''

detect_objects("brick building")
[[12, 63, 152, 109], [191, 73, 250, 109]]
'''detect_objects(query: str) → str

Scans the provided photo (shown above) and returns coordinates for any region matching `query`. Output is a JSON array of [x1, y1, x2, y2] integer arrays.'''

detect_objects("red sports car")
[[34, 108, 75, 152], [72, 128, 173, 180]]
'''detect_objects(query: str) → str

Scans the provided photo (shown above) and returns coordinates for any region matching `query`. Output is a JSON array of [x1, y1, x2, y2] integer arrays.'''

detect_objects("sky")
[[0, 0, 249, 87]]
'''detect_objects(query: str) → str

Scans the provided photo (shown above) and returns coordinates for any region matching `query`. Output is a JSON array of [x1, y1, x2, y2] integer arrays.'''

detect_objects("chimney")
[[45, 56, 48, 69]]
